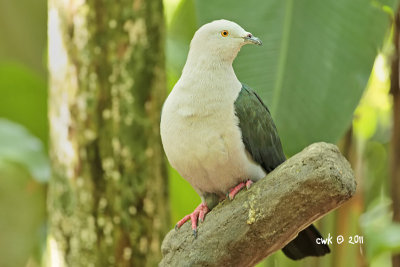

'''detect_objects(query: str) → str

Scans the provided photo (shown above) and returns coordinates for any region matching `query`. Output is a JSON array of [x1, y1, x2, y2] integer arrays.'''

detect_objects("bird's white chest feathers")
[[160, 68, 266, 196]]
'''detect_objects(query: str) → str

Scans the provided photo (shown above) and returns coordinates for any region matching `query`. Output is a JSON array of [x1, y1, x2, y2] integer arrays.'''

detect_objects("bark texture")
[[160, 142, 356, 267], [390, 6, 400, 267], [47, 0, 168, 266]]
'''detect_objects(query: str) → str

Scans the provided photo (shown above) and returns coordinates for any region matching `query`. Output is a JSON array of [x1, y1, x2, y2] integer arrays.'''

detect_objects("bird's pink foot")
[[228, 182, 245, 200], [228, 179, 253, 200], [246, 179, 253, 189], [175, 202, 209, 237]]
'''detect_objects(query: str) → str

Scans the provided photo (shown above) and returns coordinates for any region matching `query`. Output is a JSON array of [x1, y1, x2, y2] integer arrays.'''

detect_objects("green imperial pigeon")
[[160, 19, 330, 260]]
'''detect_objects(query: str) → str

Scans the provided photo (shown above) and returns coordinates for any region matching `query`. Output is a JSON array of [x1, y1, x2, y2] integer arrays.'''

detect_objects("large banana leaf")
[[168, 0, 396, 156]]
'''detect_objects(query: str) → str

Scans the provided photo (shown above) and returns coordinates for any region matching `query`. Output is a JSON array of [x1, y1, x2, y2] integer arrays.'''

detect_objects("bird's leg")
[[228, 182, 245, 200], [228, 179, 253, 200], [175, 202, 209, 237]]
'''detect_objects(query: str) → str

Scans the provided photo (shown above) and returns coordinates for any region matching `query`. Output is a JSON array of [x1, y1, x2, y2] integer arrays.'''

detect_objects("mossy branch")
[[160, 142, 356, 267]]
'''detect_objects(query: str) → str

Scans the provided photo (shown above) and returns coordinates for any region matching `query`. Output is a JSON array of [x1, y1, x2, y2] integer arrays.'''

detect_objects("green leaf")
[[194, 0, 396, 155], [0, 119, 50, 182], [0, 62, 48, 146], [360, 198, 400, 259]]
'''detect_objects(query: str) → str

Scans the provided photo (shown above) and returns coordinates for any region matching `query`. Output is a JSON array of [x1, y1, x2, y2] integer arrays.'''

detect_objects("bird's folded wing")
[[234, 84, 286, 172]]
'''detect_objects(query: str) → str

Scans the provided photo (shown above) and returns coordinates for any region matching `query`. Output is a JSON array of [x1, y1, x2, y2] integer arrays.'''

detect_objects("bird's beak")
[[243, 34, 262, 46]]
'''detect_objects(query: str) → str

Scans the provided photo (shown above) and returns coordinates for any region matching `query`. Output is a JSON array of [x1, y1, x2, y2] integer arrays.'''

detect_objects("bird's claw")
[[228, 179, 253, 200], [246, 179, 253, 189], [175, 202, 209, 238]]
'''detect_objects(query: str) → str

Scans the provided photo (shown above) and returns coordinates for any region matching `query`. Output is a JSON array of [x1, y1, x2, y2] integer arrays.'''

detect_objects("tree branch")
[[160, 142, 356, 266]]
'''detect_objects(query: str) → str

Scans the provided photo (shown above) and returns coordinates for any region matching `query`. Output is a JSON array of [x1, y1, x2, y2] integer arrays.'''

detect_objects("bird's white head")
[[188, 19, 262, 64]]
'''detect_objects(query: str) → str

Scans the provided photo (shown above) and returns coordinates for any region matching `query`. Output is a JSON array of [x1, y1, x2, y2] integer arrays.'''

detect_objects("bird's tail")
[[282, 224, 330, 260]]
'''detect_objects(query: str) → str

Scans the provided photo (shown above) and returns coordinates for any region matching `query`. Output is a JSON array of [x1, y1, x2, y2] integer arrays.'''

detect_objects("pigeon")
[[160, 19, 330, 260]]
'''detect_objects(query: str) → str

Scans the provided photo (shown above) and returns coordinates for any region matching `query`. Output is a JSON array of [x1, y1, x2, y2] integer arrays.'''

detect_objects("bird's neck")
[[183, 46, 238, 72], [181, 50, 240, 90], [175, 52, 242, 116]]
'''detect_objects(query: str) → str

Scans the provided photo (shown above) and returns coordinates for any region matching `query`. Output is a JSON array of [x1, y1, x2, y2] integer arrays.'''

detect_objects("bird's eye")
[[221, 30, 229, 37]]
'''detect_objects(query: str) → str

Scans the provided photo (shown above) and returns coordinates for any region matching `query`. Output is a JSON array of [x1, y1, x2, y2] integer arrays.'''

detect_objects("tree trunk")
[[390, 6, 400, 267], [47, 0, 168, 266]]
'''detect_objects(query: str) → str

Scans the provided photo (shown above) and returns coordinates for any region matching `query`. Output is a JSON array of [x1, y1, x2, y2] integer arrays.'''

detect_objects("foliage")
[[354, 47, 400, 265], [0, 119, 50, 182], [0, 156, 46, 267], [0, 63, 48, 145], [0, 1, 48, 265], [360, 198, 400, 261], [0, 119, 48, 267]]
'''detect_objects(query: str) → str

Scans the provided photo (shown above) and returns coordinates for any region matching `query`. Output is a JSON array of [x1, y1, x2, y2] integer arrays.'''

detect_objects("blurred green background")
[[1, 0, 400, 266]]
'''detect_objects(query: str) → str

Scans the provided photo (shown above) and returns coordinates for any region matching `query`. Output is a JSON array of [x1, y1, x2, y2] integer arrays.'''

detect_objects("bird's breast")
[[162, 99, 235, 168], [161, 93, 265, 195]]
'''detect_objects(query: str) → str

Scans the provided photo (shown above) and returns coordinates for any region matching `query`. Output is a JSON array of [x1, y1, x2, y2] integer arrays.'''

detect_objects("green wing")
[[234, 84, 286, 173]]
